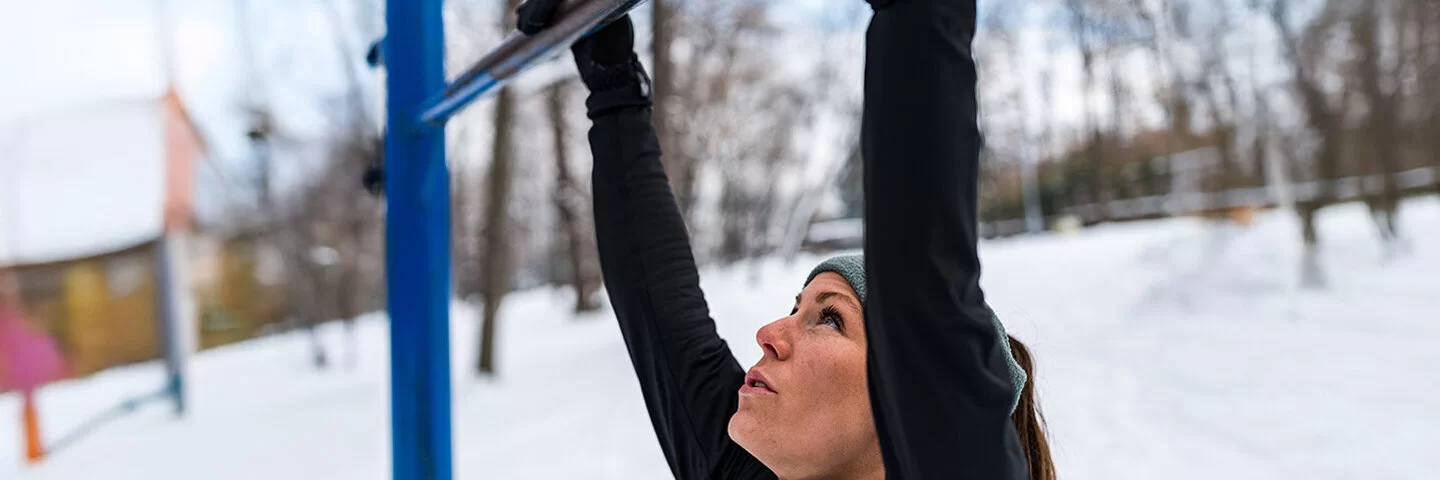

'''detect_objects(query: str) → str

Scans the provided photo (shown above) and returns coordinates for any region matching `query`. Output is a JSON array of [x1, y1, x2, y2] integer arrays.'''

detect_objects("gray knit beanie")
[[804, 254, 1028, 414]]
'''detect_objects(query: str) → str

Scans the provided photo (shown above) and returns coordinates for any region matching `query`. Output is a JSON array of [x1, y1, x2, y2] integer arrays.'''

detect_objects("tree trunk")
[[478, 84, 517, 376], [474, 0, 526, 377], [250, 131, 328, 368], [1423, 0, 1440, 192], [1269, 0, 1342, 288], [1080, 47, 1108, 222], [547, 81, 600, 313], [1107, 62, 1127, 203], [651, 0, 691, 217], [308, 324, 329, 368], [290, 248, 329, 368], [1066, 0, 1109, 223], [1298, 201, 1325, 288], [280, 223, 328, 369], [1354, 10, 1403, 244], [338, 219, 366, 368], [333, 257, 356, 366], [1086, 132, 1107, 222]]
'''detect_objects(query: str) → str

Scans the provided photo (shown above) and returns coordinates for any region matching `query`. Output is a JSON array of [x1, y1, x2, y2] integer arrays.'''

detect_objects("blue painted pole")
[[384, 0, 452, 479]]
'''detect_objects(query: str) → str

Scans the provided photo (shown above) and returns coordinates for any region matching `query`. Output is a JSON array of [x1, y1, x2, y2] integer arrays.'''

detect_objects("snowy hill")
[[4, 199, 1438, 479]]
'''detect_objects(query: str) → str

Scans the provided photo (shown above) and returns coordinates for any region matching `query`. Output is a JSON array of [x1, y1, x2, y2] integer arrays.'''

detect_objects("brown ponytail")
[[1008, 336, 1056, 480]]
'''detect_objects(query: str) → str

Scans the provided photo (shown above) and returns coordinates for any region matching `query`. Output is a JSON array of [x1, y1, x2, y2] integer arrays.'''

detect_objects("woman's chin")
[[727, 410, 748, 440], [729, 410, 811, 478], [727, 409, 763, 448]]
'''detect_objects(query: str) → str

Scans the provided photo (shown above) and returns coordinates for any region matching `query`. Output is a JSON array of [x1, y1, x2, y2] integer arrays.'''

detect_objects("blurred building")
[[0, 89, 284, 378]]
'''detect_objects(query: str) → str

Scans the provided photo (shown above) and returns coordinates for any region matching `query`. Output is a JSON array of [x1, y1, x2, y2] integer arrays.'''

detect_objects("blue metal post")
[[384, 0, 452, 479]]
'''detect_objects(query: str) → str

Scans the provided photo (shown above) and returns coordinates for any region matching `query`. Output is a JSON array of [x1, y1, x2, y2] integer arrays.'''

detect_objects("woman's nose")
[[756, 317, 792, 361]]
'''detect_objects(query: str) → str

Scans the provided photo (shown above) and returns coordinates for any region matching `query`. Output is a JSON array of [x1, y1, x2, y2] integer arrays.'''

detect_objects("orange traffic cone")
[[23, 392, 43, 465]]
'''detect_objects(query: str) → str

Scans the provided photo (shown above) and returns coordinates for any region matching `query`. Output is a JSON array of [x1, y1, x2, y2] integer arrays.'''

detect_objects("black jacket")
[[587, 0, 1027, 478]]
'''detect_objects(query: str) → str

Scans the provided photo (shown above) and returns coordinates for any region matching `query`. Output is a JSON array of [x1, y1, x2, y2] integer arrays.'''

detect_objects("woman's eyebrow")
[[816, 291, 860, 311]]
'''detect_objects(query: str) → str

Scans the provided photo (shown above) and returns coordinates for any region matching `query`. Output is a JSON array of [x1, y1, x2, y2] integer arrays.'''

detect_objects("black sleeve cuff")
[[585, 83, 653, 119], [582, 56, 653, 118]]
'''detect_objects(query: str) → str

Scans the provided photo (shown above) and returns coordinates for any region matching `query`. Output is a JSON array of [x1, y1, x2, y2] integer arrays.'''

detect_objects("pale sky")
[[0, 0, 362, 191]]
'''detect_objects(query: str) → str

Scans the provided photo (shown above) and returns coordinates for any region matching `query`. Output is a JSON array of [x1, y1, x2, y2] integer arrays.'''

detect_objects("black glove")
[[516, 0, 651, 117]]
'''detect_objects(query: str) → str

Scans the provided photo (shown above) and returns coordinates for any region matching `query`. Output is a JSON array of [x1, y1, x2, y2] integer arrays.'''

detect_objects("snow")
[[4, 199, 1439, 479], [0, 101, 168, 265]]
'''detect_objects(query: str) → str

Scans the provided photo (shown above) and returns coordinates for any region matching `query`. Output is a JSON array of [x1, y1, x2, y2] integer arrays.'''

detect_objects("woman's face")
[[728, 272, 882, 478]]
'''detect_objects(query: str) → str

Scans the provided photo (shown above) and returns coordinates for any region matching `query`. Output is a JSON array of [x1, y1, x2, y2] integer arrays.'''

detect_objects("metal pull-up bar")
[[381, 1, 645, 480], [419, 0, 647, 126]]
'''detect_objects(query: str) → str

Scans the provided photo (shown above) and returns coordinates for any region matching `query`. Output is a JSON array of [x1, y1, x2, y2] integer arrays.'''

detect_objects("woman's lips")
[[740, 369, 778, 396]]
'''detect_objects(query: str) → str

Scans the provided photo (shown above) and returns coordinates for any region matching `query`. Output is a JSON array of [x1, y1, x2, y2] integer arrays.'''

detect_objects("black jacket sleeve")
[[588, 104, 774, 480], [861, 0, 1029, 478]]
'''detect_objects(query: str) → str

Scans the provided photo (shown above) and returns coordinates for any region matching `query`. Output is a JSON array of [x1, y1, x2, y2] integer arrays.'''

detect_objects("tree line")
[[216, 0, 1439, 374]]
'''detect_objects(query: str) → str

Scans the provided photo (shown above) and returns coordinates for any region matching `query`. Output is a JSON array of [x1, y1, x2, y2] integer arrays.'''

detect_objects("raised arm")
[[535, 12, 766, 479], [590, 104, 761, 480], [860, 0, 1029, 478]]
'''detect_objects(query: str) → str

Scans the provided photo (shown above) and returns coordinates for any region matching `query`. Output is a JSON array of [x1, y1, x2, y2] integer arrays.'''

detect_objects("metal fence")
[[982, 167, 1439, 237]]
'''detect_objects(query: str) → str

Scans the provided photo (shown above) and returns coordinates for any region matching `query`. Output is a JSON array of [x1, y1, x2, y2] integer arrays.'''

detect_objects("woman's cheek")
[[814, 341, 869, 401]]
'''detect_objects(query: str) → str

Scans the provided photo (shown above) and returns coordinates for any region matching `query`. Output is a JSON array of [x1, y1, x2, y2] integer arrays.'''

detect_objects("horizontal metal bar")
[[417, 70, 500, 126], [415, 0, 647, 127]]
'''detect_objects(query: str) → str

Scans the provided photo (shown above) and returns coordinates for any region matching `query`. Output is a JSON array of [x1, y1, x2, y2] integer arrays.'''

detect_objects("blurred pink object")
[[0, 305, 67, 394]]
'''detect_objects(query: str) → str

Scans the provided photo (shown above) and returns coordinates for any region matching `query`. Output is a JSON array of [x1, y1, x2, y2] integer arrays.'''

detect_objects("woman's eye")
[[820, 306, 845, 331]]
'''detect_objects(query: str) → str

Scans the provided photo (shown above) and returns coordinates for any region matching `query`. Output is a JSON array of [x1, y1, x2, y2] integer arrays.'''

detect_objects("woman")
[[517, 0, 1054, 478]]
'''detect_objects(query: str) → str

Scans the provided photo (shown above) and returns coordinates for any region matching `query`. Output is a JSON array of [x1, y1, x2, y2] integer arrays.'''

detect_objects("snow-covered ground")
[[4, 200, 1438, 479]]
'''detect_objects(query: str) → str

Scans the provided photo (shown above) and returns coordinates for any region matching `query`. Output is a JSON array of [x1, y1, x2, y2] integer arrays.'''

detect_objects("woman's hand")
[[515, 0, 650, 114]]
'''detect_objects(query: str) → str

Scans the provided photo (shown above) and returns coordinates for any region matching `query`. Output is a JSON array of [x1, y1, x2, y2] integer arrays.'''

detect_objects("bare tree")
[[1131, 0, 1186, 155], [234, 0, 387, 370], [1265, 0, 1353, 287], [546, 79, 601, 313], [660, 0, 806, 257], [1189, 2, 1252, 206], [265, 145, 335, 369], [1418, 0, 1440, 195], [319, 0, 385, 368], [715, 82, 812, 263], [977, 8, 1048, 229], [1063, 0, 1153, 222], [651, 0, 693, 219], [475, 0, 526, 376], [1352, 3, 1405, 245], [1065, 0, 1110, 220]]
